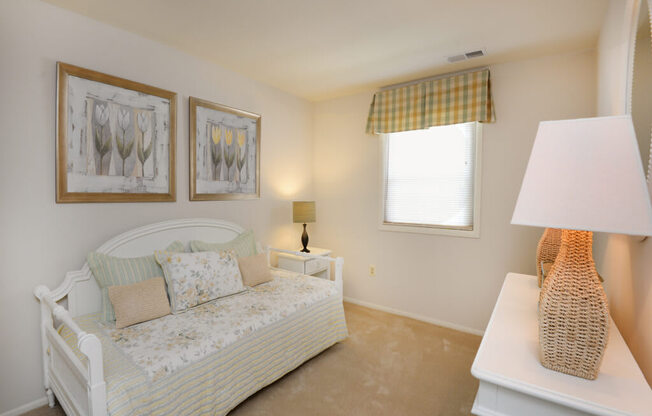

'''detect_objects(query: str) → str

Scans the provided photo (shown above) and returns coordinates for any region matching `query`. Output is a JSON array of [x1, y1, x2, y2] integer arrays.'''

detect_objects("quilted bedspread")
[[60, 269, 348, 416]]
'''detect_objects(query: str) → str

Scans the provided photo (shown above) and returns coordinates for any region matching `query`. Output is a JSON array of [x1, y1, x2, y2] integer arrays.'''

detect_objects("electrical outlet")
[[369, 265, 376, 277]]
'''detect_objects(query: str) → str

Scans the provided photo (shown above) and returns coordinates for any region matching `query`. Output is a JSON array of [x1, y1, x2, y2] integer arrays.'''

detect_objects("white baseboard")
[[343, 296, 485, 336], [0, 396, 48, 416]]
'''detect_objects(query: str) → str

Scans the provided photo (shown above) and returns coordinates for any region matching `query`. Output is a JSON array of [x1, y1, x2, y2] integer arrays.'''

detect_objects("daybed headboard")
[[55, 218, 248, 317]]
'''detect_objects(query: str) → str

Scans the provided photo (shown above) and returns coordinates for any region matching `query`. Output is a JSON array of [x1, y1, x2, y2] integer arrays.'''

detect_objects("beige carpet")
[[23, 302, 481, 416]]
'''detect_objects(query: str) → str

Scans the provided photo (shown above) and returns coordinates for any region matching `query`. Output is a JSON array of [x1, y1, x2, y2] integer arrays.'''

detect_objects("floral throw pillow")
[[155, 250, 245, 313]]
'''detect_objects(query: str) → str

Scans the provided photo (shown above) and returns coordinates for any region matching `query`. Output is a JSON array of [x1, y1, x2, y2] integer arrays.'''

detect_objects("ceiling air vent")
[[447, 54, 467, 63], [447, 49, 486, 63], [465, 50, 485, 59]]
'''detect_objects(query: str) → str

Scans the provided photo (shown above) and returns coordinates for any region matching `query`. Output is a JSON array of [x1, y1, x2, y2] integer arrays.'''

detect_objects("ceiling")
[[44, 0, 609, 101]]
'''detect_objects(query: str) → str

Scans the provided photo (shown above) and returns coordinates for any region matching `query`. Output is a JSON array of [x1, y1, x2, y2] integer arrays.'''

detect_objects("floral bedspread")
[[100, 269, 339, 381]]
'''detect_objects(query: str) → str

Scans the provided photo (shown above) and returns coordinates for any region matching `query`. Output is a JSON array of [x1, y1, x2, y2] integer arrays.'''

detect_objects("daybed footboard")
[[34, 285, 106, 416]]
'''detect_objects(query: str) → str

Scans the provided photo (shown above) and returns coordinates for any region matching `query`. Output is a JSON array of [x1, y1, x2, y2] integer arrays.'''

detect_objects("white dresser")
[[277, 247, 332, 280], [471, 273, 652, 416]]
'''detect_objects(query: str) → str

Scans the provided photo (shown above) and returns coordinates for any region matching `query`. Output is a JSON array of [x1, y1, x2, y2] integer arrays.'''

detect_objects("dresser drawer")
[[305, 257, 329, 275], [277, 256, 304, 273], [276, 248, 332, 279]]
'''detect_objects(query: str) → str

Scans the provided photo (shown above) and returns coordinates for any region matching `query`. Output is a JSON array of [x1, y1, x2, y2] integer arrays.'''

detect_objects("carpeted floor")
[[23, 302, 481, 416]]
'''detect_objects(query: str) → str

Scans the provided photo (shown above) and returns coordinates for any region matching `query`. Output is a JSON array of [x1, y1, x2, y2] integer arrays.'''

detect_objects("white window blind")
[[383, 122, 477, 230]]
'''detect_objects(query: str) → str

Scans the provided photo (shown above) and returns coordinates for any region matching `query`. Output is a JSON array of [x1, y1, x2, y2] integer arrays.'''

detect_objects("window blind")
[[384, 122, 476, 228]]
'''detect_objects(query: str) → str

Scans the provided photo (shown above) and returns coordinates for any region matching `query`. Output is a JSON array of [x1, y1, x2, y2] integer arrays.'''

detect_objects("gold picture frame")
[[189, 97, 261, 201], [56, 62, 176, 203]]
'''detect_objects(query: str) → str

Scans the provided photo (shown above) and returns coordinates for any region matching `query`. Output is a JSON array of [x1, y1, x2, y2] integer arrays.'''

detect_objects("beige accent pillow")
[[238, 253, 272, 287], [108, 277, 171, 329]]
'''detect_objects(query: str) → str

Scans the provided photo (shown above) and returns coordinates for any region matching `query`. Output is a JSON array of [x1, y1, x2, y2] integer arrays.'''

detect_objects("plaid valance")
[[366, 69, 495, 134]]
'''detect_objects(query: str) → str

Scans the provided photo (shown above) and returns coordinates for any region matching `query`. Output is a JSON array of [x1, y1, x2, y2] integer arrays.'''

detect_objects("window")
[[380, 122, 482, 237]]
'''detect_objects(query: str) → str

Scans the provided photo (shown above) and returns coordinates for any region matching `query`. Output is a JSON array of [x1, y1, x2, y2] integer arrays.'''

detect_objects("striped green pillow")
[[189, 230, 257, 258], [87, 241, 185, 322]]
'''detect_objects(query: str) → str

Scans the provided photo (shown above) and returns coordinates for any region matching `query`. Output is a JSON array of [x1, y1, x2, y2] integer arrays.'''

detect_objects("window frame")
[[378, 122, 483, 238]]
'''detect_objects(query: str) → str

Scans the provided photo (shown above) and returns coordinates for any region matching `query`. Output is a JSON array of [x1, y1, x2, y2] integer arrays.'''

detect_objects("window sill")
[[378, 222, 480, 238]]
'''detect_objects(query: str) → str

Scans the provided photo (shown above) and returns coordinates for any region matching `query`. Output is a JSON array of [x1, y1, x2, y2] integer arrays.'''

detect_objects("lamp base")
[[539, 229, 609, 380], [300, 223, 310, 253], [536, 228, 562, 287]]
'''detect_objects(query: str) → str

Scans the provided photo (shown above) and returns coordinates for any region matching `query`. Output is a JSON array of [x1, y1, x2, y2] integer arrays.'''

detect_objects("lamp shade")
[[293, 201, 316, 223], [511, 115, 652, 236]]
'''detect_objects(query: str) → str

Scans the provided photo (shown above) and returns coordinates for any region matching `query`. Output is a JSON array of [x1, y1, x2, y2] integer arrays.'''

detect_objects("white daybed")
[[34, 218, 347, 416]]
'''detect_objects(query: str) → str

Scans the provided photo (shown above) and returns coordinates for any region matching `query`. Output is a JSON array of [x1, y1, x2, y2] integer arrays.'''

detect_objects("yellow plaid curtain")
[[366, 69, 495, 134]]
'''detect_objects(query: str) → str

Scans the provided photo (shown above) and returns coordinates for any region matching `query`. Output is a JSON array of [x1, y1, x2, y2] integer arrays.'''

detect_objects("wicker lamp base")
[[538, 229, 609, 380], [536, 228, 562, 287]]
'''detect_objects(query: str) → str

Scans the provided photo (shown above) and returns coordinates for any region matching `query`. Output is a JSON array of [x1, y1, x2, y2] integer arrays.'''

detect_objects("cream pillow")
[[155, 250, 246, 313], [108, 277, 171, 329], [238, 253, 273, 287]]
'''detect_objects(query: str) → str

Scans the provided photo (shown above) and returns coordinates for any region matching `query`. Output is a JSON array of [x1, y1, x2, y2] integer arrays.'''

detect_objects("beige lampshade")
[[293, 201, 316, 223], [512, 115, 652, 235]]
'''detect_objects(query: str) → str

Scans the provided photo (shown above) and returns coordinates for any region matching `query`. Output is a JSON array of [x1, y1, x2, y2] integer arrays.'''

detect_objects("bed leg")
[[46, 388, 55, 408], [35, 287, 56, 409]]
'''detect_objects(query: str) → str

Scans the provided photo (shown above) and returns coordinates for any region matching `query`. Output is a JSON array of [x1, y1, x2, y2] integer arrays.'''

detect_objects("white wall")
[[0, 0, 314, 413], [594, 0, 652, 384], [311, 50, 597, 333]]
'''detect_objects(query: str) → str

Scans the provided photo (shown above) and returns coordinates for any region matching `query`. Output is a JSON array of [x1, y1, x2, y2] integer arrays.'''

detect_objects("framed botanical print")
[[56, 62, 176, 202], [189, 97, 261, 200]]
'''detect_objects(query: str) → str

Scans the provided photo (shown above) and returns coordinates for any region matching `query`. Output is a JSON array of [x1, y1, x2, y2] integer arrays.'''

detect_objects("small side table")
[[471, 273, 652, 416], [277, 247, 332, 280]]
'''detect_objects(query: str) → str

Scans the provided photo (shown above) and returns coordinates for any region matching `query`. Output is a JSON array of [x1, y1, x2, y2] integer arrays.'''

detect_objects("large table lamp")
[[293, 201, 316, 253], [512, 115, 652, 380]]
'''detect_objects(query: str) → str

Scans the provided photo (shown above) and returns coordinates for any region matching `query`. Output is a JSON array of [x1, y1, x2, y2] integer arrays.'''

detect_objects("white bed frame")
[[33, 218, 343, 416]]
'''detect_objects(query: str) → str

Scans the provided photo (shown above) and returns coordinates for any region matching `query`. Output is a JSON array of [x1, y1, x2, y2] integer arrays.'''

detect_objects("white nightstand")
[[471, 273, 652, 416], [277, 247, 332, 280]]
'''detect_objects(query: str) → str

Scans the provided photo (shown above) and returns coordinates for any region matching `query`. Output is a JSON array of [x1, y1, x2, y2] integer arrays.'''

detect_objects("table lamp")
[[511, 115, 652, 380], [293, 201, 316, 253]]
